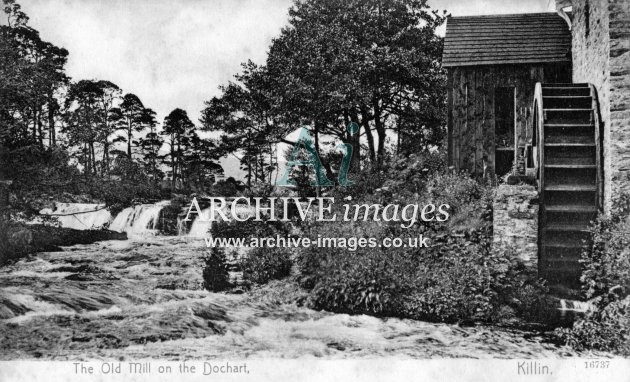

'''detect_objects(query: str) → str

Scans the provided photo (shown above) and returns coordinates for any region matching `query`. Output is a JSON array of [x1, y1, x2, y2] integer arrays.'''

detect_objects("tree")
[[63, 80, 121, 175], [183, 133, 223, 191], [112, 93, 151, 160], [137, 108, 164, 182], [264, 0, 447, 165], [1, 0, 68, 149], [201, 63, 280, 187], [161, 108, 195, 189]]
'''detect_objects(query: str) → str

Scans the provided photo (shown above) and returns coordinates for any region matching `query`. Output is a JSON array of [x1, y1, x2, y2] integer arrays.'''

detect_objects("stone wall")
[[571, 0, 612, 209], [608, 0, 630, 199], [493, 184, 539, 271], [571, 0, 630, 210]]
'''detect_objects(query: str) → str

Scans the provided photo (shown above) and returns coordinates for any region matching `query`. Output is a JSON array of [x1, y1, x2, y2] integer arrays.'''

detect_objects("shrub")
[[580, 193, 630, 300], [296, 165, 529, 323], [242, 247, 293, 284], [296, 164, 559, 324], [211, 218, 288, 240], [0, 219, 31, 265], [202, 248, 231, 292], [299, 223, 523, 322], [557, 193, 630, 355], [560, 297, 630, 355]]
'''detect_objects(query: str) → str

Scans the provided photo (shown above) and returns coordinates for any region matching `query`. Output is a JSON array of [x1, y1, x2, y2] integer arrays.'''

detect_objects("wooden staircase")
[[533, 83, 602, 289]]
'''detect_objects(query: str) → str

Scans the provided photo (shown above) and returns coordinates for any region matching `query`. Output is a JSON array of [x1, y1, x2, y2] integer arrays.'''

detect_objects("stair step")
[[545, 142, 595, 147], [543, 87, 592, 97], [541, 259, 582, 265], [544, 109, 593, 125], [541, 266, 582, 274], [545, 166, 596, 187], [542, 83, 590, 88], [544, 222, 591, 232], [543, 242, 588, 249], [544, 108, 593, 112], [545, 123, 594, 128], [543, 96, 593, 109], [545, 204, 598, 213], [544, 96, 592, 99], [544, 164, 597, 169], [544, 184, 597, 191], [546, 136, 594, 144]]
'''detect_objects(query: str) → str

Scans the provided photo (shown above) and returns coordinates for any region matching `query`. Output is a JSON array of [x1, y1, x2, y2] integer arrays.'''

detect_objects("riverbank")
[[0, 220, 127, 266]]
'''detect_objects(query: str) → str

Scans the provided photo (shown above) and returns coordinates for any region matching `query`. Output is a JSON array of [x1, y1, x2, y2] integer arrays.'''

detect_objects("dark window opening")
[[585, 1, 590, 38], [495, 87, 515, 175]]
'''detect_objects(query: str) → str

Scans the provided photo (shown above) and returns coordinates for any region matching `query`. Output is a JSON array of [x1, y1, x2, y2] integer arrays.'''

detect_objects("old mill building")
[[443, 0, 629, 288]]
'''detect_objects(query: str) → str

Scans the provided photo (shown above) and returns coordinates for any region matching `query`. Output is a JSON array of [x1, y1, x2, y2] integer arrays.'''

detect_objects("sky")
[[19, 0, 555, 124], [16, 0, 555, 178]]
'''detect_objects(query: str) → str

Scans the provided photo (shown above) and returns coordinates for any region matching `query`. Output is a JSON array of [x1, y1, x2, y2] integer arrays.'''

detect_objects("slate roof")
[[443, 12, 572, 67]]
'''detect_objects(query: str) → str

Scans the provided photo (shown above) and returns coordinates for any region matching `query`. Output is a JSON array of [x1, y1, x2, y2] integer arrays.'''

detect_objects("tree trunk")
[[32, 108, 37, 142], [36, 105, 43, 147], [102, 142, 110, 175], [47, 94, 56, 146], [373, 97, 385, 166], [348, 111, 361, 172], [360, 106, 376, 162], [90, 142, 96, 175], [127, 121, 132, 159]]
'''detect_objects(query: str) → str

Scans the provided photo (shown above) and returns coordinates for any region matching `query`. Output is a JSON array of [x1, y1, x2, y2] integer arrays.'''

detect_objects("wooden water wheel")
[[532, 82, 603, 288]]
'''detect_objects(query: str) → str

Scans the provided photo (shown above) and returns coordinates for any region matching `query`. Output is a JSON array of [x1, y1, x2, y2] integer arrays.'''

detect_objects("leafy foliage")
[[202, 248, 231, 292], [242, 247, 293, 285], [296, 160, 526, 323], [557, 193, 630, 355], [1, 1, 223, 207]]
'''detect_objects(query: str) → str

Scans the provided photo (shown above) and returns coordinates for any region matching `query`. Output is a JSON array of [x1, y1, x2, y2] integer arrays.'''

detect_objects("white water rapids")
[[39, 203, 112, 230], [109, 201, 171, 235], [2, 201, 609, 359], [0, 234, 606, 360], [38, 201, 232, 238]]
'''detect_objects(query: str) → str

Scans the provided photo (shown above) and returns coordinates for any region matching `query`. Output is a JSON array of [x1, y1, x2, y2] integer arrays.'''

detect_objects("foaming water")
[[187, 205, 254, 237], [187, 208, 213, 237], [0, 236, 608, 360], [40, 203, 112, 230], [110, 201, 170, 235]]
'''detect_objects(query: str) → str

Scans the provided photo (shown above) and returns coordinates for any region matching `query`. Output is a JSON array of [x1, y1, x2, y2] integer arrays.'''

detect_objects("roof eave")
[[442, 58, 572, 68]]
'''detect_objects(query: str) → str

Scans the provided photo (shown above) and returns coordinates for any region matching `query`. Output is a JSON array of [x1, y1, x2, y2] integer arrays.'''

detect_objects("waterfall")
[[187, 208, 213, 237], [187, 204, 253, 237], [109, 201, 170, 235], [39, 203, 112, 230]]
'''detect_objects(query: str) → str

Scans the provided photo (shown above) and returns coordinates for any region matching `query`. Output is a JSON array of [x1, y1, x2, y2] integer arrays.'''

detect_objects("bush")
[[557, 193, 630, 355], [242, 247, 293, 284], [295, 164, 557, 324], [580, 194, 630, 300], [211, 218, 288, 240], [202, 248, 231, 292], [296, 165, 531, 323], [559, 297, 630, 355], [299, 220, 526, 323]]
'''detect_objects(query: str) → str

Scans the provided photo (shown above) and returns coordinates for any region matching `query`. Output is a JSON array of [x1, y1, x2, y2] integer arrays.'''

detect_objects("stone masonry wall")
[[571, 0, 612, 209], [608, 0, 630, 199], [493, 184, 539, 271], [572, 0, 630, 210]]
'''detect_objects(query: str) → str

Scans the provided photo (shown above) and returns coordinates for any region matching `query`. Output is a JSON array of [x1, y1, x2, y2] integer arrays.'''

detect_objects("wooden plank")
[[545, 204, 598, 212], [544, 184, 597, 191], [444, 50, 570, 58], [447, 72, 454, 166], [443, 58, 570, 67]]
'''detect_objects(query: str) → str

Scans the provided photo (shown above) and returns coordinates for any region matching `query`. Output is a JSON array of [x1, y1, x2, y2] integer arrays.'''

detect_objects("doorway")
[[495, 87, 515, 175]]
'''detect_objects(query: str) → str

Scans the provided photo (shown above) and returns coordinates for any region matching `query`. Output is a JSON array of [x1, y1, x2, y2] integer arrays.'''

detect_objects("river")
[[0, 232, 606, 360]]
